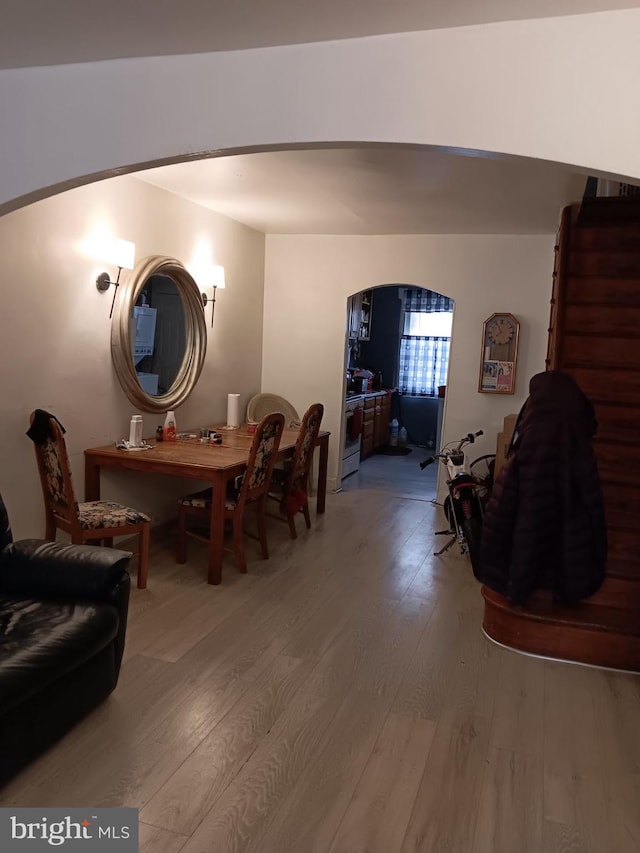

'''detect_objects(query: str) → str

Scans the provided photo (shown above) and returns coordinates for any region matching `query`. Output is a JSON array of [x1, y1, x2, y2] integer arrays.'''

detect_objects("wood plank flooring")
[[1, 455, 639, 852]]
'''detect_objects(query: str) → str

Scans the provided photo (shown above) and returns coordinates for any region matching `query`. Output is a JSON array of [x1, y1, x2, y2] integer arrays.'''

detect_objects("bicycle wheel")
[[462, 516, 482, 573], [443, 496, 456, 533], [469, 454, 496, 505]]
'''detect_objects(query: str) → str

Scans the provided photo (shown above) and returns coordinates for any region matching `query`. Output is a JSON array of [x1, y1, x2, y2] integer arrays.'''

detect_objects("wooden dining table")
[[84, 425, 330, 585]]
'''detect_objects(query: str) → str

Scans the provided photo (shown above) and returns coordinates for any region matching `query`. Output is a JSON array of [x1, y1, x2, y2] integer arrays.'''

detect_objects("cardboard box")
[[495, 413, 518, 477], [503, 413, 518, 435], [494, 431, 510, 477]]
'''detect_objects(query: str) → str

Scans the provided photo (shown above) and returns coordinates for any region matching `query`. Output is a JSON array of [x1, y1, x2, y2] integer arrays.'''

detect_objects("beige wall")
[[0, 176, 265, 538], [263, 234, 556, 491]]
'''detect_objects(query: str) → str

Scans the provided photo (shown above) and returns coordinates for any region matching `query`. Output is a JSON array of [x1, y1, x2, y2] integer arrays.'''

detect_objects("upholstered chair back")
[[243, 412, 286, 497], [292, 403, 324, 485]]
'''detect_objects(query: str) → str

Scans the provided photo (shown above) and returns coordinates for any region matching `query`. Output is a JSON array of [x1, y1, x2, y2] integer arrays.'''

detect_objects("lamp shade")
[[111, 238, 135, 270], [193, 263, 225, 290], [211, 264, 226, 289]]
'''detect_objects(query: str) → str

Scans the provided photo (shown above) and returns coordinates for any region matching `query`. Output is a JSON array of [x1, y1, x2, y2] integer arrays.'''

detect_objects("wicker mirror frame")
[[111, 255, 207, 413]]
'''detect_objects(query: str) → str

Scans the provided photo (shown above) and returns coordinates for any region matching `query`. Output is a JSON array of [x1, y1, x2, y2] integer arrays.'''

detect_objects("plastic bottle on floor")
[[398, 426, 408, 447], [390, 418, 399, 447]]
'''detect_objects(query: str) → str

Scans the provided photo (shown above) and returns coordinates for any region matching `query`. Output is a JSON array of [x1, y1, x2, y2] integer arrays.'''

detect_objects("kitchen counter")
[[345, 388, 396, 402]]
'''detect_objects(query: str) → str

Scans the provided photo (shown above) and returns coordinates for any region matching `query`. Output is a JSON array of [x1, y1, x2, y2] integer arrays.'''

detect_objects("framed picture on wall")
[[478, 313, 519, 394]]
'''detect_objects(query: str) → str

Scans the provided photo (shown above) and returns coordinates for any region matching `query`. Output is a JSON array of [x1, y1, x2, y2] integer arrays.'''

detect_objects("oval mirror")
[[111, 255, 207, 413]]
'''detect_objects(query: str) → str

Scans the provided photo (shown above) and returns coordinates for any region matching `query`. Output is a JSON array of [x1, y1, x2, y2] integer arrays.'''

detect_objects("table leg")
[[208, 474, 227, 585], [85, 457, 101, 501], [316, 434, 328, 514]]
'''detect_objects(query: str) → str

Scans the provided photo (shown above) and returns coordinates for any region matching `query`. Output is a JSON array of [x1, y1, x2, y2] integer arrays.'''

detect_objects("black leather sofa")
[[0, 492, 131, 786]]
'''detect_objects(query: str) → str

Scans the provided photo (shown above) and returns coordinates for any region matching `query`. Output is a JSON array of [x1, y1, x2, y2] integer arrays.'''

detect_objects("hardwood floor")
[[2, 462, 639, 852], [340, 444, 438, 500]]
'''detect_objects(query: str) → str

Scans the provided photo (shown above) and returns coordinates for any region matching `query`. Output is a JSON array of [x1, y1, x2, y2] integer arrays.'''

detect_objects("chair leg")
[[176, 505, 187, 564], [256, 498, 269, 559], [302, 502, 312, 530], [287, 511, 298, 540], [233, 515, 247, 574], [45, 515, 56, 541], [137, 523, 150, 590]]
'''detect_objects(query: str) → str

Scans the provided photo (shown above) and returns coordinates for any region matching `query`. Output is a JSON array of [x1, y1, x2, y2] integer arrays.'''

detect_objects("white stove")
[[342, 395, 364, 479]]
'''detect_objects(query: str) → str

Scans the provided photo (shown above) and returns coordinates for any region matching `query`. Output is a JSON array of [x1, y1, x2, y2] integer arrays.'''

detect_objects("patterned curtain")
[[399, 337, 451, 396], [399, 288, 453, 396], [402, 288, 453, 313]]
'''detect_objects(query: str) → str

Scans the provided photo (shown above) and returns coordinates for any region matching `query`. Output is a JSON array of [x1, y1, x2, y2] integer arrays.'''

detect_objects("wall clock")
[[479, 312, 520, 394], [488, 317, 515, 346]]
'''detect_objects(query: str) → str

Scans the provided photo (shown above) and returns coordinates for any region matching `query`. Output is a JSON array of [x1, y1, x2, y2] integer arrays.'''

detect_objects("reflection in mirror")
[[111, 255, 207, 413], [132, 274, 186, 397]]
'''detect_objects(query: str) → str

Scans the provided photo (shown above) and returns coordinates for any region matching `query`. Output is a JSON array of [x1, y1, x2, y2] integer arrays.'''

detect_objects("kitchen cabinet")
[[376, 392, 391, 449], [347, 289, 373, 341], [373, 395, 383, 449], [360, 391, 392, 459], [361, 396, 376, 459]]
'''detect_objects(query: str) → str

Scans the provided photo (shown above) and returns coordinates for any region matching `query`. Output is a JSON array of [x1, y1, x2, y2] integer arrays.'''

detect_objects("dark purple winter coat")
[[475, 371, 607, 606]]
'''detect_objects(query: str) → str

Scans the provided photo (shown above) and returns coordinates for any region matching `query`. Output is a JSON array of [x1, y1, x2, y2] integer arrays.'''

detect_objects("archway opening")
[[340, 282, 454, 501]]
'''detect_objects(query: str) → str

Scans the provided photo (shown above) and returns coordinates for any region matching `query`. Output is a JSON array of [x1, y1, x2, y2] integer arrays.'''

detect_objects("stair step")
[[569, 252, 640, 278], [487, 587, 640, 633], [607, 557, 640, 581], [564, 303, 640, 335], [564, 334, 640, 370], [601, 481, 640, 514], [589, 575, 640, 609], [571, 224, 640, 251], [566, 276, 640, 304], [608, 526, 640, 570], [594, 440, 640, 483], [566, 366, 640, 404], [482, 586, 640, 671], [564, 303, 640, 336], [575, 196, 640, 226], [593, 402, 640, 443]]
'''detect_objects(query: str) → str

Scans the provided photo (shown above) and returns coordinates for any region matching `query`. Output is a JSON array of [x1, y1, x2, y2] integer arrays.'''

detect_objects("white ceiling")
[[1, 0, 638, 69], [4, 1, 611, 233], [136, 146, 586, 235]]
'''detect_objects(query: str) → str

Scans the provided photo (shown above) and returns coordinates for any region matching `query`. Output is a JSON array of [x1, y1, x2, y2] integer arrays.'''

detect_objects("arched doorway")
[[340, 283, 454, 500]]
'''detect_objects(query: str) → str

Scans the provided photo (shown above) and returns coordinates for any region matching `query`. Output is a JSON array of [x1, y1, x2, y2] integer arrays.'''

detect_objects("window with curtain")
[[399, 288, 453, 396]]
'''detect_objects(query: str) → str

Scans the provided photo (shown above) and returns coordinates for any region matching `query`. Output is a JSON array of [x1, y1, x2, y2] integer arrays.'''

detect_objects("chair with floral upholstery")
[[29, 410, 151, 589], [176, 412, 285, 576], [268, 403, 324, 539]]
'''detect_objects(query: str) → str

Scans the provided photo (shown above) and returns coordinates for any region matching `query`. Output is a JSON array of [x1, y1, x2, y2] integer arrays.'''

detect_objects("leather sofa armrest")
[[0, 539, 131, 600]]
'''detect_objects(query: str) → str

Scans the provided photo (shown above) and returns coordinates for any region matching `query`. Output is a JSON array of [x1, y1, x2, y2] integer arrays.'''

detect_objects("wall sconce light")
[[200, 265, 226, 327], [95, 238, 136, 318]]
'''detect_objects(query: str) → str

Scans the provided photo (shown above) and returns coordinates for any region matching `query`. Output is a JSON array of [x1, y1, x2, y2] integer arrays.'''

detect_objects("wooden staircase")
[[482, 196, 640, 672]]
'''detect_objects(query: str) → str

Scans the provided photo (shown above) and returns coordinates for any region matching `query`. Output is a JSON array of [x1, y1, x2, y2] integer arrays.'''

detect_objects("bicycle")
[[420, 430, 495, 566]]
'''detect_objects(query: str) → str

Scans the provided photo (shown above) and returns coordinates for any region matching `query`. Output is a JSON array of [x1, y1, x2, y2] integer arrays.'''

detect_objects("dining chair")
[[29, 411, 152, 589], [246, 393, 301, 428], [268, 402, 324, 539], [176, 411, 286, 576]]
